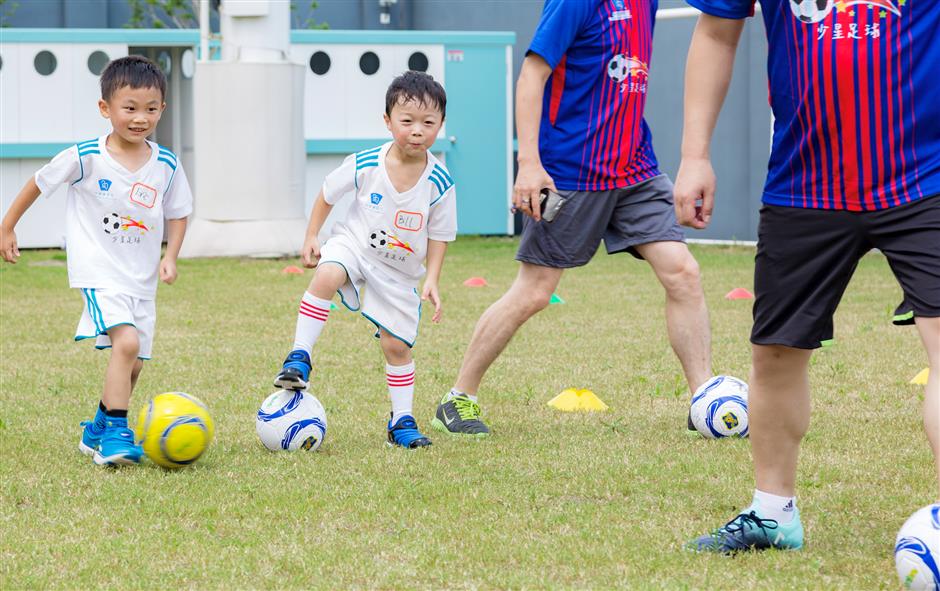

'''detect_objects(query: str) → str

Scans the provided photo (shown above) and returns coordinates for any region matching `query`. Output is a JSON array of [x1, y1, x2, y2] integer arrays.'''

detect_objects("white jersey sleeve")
[[162, 163, 194, 219], [427, 184, 457, 242], [34, 146, 81, 194], [322, 153, 358, 205]]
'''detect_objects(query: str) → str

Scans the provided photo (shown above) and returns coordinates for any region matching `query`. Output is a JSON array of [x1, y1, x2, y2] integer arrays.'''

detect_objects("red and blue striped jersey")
[[687, 0, 940, 210], [528, 0, 662, 192]]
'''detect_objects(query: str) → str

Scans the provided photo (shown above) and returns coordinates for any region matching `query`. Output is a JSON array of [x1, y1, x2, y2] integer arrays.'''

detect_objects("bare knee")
[[310, 263, 347, 296], [509, 265, 560, 317], [752, 344, 810, 375], [380, 332, 412, 365], [659, 255, 702, 300], [107, 325, 140, 360]]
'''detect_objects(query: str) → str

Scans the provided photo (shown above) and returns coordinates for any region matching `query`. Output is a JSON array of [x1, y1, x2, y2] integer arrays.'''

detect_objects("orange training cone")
[[725, 288, 754, 300], [463, 277, 488, 287]]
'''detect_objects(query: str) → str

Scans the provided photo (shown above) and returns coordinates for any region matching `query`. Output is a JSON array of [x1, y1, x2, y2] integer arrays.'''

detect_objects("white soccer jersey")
[[35, 135, 193, 299], [322, 142, 457, 282]]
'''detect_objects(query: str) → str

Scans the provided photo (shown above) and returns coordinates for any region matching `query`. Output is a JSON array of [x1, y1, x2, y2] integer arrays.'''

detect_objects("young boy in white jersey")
[[273, 71, 456, 449], [0, 56, 193, 465]]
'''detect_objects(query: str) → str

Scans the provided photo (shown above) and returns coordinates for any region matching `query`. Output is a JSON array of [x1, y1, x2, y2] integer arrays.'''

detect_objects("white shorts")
[[75, 288, 156, 359], [319, 235, 422, 347]]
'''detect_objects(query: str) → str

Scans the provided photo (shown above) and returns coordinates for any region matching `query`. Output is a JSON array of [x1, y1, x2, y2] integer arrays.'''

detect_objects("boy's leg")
[[914, 317, 940, 492], [275, 263, 348, 390], [380, 330, 430, 449], [94, 324, 143, 465]]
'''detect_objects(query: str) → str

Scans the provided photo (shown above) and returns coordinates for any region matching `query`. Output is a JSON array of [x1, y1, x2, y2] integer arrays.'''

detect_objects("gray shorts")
[[515, 174, 685, 268]]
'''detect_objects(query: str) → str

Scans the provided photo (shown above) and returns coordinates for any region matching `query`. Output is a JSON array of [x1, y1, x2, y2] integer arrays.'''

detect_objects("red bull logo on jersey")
[[789, 0, 900, 25]]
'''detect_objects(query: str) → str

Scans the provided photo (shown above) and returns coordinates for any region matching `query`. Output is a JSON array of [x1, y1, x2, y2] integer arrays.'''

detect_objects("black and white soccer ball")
[[369, 229, 388, 249], [102, 213, 121, 234], [789, 0, 833, 24], [607, 54, 629, 83]]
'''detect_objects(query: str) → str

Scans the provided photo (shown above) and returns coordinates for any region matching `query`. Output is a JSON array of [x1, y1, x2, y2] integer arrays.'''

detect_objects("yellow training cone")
[[547, 388, 609, 412], [910, 368, 930, 385]]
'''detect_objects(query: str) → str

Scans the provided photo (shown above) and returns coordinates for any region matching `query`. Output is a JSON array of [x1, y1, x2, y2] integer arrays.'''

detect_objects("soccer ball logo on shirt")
[[606, 54, 648, 94], [788, 0, 900, 24], [101, 212, 150, 235], [368, 228, 415, 263]]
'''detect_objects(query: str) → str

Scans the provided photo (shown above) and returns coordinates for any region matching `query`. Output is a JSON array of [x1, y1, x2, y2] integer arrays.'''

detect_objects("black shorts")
[[751, 195, 940, 349]]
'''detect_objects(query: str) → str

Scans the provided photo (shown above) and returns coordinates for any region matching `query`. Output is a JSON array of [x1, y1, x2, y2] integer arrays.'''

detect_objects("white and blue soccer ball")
[[788, 0, 833, 24], [690, 375, 749, 438], [256, 390, 327, 452], [895, 504, 940, 590]]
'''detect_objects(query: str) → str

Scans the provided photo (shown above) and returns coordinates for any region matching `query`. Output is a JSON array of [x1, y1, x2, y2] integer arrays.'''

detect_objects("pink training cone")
[[282, 265, 304, 275], [725, 287, 754, 300], [463, 277, 488, 287]]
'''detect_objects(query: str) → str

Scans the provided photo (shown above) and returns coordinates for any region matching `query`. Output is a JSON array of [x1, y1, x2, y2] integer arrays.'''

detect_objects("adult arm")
[[673, 14, 745, 229], [514, 54, 556, 222]]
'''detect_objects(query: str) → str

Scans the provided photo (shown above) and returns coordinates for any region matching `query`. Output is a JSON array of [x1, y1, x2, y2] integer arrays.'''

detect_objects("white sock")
[[292, 292, 331, 353], [387, 362, 416, 424], [448, 388, 477, 403], [752, 489, 797, 524]]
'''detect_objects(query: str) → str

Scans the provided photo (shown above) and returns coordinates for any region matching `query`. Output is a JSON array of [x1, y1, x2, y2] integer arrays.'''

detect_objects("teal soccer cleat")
[[79, 420, 104, 456], [690, 504, 804, 553]]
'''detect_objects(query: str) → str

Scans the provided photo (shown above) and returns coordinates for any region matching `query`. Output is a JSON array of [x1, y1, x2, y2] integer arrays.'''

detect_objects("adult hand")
[[674, 157, 716, 230], [300, 235, 321, 268], [513, 160, 556, 222], [0, 226, 19, 263]]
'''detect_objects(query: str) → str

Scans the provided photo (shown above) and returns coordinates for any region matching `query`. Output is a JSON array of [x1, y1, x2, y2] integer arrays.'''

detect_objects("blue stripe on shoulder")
[[427, 175, 444, 196], [158, 146, 177, 161], [433, 164, 453, 185], [77, 139, 98, 149], [355, 146, 382, 158], [157, 156, 178, 170], [355, 161, 378, 171]]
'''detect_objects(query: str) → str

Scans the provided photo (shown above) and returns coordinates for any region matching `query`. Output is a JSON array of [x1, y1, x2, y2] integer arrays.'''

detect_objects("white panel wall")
[[0, 44, 21, 143], [293, 44, 445, 140], [0, 159, 67, 248], [72, 44, 128, 140], [17, 44, 75, 142]]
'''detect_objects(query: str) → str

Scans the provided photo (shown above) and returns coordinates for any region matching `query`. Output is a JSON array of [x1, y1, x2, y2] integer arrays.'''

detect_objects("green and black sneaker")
[[431, 392, 490, 438]]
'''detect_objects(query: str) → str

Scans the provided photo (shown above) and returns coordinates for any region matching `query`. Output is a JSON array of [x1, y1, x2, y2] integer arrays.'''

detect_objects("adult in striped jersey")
[[675, 0, 940, 553], [433, 0, 714, 438], [0, 56, 193, 466]]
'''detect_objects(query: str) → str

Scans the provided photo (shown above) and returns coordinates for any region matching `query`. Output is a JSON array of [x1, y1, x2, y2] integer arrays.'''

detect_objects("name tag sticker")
[[394, 210, 424, 232], [129, 183, 158, 208]]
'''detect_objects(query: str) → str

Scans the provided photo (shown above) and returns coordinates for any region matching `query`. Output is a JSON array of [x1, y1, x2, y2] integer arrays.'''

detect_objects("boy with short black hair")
[[273, 70, 456, 449], [0, 55, 192, 465]]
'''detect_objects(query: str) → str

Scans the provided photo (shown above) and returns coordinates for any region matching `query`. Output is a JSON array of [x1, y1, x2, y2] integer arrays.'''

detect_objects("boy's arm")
[[514, 54, 555, 222], [421, 239, 448, 323], [160, 217, 188, 284], [301, 189, 334, 268], [1, 177, 43, 263], [673, 14, 745, 230]]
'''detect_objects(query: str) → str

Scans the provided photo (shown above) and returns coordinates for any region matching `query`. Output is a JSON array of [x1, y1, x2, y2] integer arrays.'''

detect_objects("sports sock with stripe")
[[292, 292, 331, 354], [387, 362, 416, 424]]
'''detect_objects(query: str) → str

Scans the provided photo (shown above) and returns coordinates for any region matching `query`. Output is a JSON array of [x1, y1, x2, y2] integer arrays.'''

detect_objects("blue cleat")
[[689, 504, 804, 553], [92, 419, 143, 466], [274, 349, 312, 390], [79, 420, 104, 456], [387, 414, 432, 449]]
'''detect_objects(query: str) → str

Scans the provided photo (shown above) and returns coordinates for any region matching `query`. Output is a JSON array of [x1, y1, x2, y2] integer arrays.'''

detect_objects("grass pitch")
[[0, 238, 933, 589]]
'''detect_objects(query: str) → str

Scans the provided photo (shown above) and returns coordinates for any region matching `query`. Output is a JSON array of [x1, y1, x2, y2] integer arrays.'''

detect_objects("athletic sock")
[[293, 292, 331, 353], [387, 362, 416, 425], [447, 388, 477, 403], [105, 408, 128, 419], [752, 489, 797, 524]]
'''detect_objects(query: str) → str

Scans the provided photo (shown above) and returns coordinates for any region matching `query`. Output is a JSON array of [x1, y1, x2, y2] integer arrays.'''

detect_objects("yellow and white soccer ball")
[[137, 392, 214, 469]]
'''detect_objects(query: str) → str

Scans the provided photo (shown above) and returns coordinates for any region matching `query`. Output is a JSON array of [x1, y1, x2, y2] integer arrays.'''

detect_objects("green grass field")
[[0, 238, 933, 589]]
